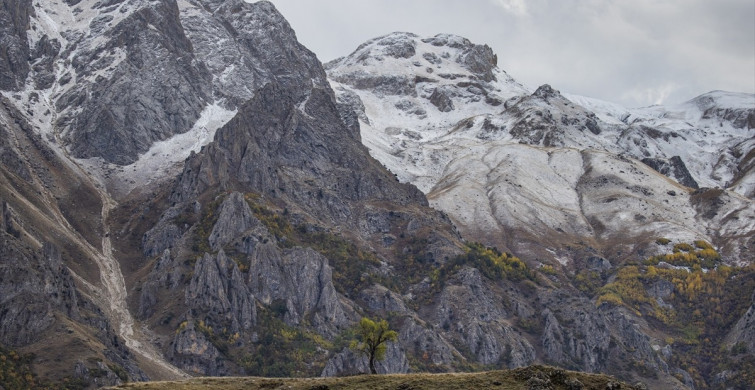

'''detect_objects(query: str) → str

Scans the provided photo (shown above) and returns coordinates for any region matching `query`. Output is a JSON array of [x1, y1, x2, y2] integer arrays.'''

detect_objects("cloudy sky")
[[267, 0, 755, 108]]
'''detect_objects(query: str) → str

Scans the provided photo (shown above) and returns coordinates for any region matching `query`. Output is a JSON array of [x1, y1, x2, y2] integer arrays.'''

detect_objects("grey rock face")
[[172, 81, 429, 222], [138, 249, 185, 318], [506, 85, 605, 148], [331, 72, 418, 97], [359, 284, 411, 314], [641, 156, 700, 189], [430, 267, 535, 367], [357, 284, 460, 368], [693, 94, 755, 129], [213, 0, 329, 101], [142, 209, 184, 258], [31, 35, 61, 90], [0, 0, 33, 91], [541, 307, 611, 372], [208, 192, 260, 251], [398, 318, 459, 367], [246, 240, 351, 336], [430, 87, 455, 112], [457, 43, 497, 82], [540, 292, 668, 376], [181, 0, 329, 108], [727, 292, 755, 354], [0, 112, 32, 182], [61, 0, 211, 165], [334, 86, 369, 137], [0, 241, 79, 346], [186, 250, 256, 332], [170, 317, 235, 376]]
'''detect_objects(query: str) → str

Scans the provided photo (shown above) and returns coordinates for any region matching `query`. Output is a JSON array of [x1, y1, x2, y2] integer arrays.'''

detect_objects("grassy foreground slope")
[[109, 366, 641, 390]]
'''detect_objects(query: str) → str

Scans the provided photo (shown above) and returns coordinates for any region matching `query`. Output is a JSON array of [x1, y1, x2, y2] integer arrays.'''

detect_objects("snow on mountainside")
[[327, 32, 755, 264], [2, 2, 753, 387]]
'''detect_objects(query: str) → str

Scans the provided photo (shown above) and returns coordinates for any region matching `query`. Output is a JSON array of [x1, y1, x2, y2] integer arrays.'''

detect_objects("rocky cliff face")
[[1, 1, 753, 389], [0, 91, 146, 385], [0, 0, 33, 91]]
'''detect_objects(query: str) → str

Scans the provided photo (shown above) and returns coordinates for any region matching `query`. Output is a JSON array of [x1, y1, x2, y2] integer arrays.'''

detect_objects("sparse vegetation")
[[0, 345, 90, 390], [538, 264, 558, 276], [0, 347, 37, 390], [573, 270, 603, 296], [431, 243, 534, 287], [238, 305, 332, 377], [593, 241, 755, 389]]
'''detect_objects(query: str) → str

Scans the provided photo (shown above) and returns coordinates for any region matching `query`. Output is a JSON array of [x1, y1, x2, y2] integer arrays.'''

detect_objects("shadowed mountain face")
[[1, 1, 753, 389]]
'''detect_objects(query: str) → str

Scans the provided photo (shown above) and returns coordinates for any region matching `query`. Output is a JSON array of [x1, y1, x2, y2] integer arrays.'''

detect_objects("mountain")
[[326, 32, 755, 266], [0, 2, 753, 390]]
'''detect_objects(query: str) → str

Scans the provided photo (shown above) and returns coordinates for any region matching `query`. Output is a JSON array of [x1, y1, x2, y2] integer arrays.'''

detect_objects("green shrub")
[[452, 242, 534, 282]]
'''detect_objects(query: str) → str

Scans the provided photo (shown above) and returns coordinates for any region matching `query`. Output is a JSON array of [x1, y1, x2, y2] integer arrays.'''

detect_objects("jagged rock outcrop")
[[358, 284, 460, 368], [171, 81, 431, 225], [139, 249, 184, 318], [507, 85, 605, 148], [208, 192, 260, 251], [429, 267, 536, 367], [246, 242, 352, 335], [641, 156, 699, 189], [186, 250, 256, 332], [180, 0, 329, 108], [170, 316, 236, 376], [0, 241, 78, 346], [430, 87, 455, 112], [0, 0, 33, 91], [59, 0, 211, 165], [727, 292, 755, 353]]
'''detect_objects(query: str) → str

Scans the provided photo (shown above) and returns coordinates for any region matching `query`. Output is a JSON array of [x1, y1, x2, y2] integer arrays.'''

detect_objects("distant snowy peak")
[[327, 32, 754, 198], [328, 32, 502, 81], [327, 32, 528, 102], [328, 31, 754, 261]]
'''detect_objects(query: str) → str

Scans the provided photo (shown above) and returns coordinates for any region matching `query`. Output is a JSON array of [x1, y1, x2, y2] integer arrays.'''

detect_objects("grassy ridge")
[[109, 366, 639, 390]]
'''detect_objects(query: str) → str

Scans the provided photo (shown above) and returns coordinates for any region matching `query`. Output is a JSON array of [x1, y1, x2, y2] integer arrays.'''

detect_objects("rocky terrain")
[[0, 1, 753, 390]]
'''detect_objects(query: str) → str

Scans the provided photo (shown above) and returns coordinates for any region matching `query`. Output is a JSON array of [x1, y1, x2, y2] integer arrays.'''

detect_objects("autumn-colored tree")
[[350, 317, 398, 374]]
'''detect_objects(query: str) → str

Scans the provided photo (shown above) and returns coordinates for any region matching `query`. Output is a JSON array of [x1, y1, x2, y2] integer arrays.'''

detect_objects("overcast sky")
[[266, 0, 755, 108]]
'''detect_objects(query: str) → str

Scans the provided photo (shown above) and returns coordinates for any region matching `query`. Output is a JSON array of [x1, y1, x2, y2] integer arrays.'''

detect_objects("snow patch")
[[78, 102, 237, 197]]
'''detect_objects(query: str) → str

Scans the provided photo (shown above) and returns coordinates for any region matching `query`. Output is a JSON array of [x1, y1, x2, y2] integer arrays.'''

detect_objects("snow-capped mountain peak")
[[328, 32, 754, 264]]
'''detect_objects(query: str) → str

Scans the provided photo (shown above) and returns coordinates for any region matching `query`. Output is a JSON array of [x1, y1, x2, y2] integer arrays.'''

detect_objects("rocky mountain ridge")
[[326, 32, 755, 266], [0, 2, 752, 390]]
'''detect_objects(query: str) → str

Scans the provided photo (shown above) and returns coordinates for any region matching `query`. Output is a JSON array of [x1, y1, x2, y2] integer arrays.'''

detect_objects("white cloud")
[[490, 0, 528, 16], [623, 83, 680, 107]]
